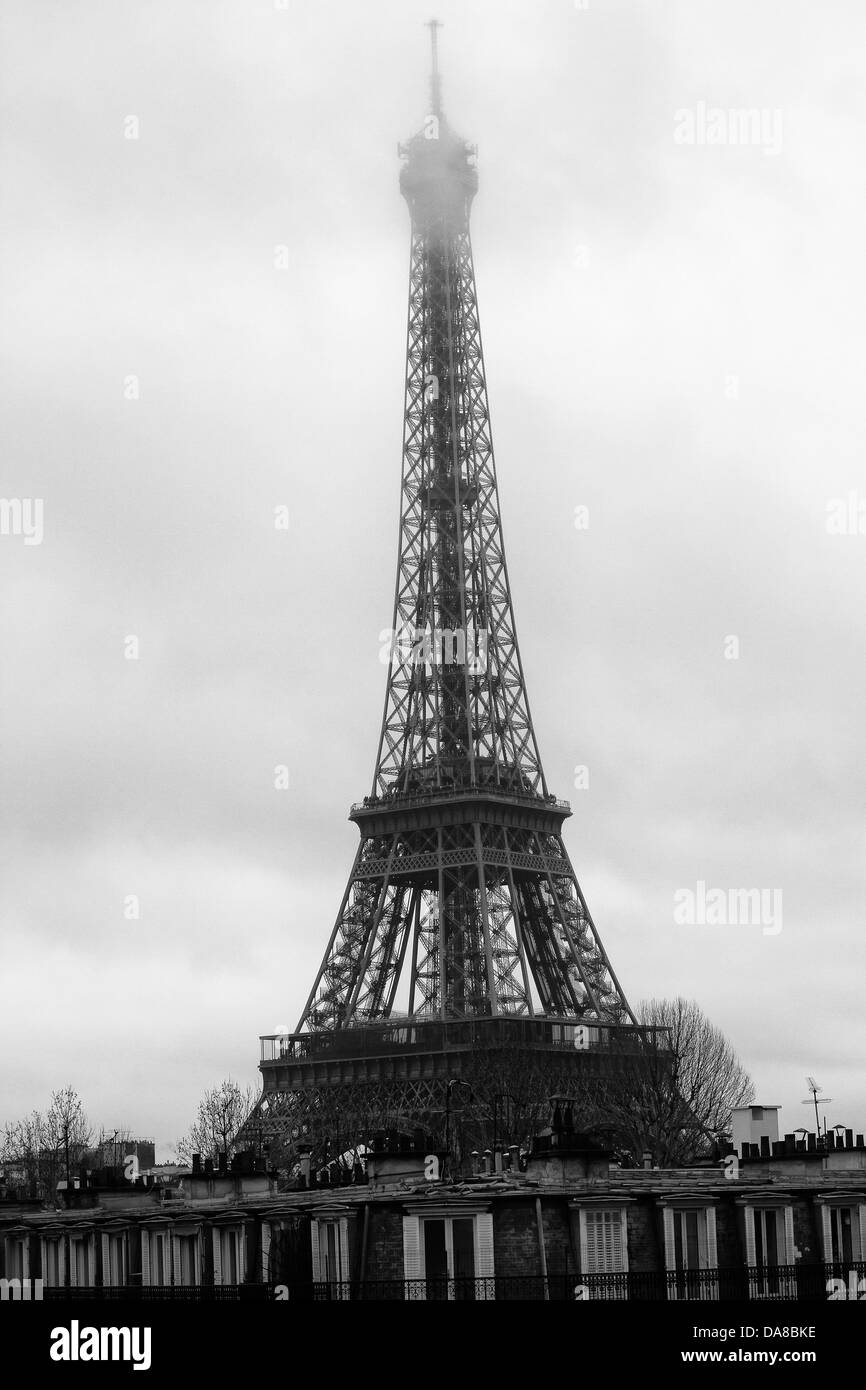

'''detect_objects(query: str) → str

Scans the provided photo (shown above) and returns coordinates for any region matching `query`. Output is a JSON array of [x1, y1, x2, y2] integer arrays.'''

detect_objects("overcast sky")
[[1, 0, 864, 1158]]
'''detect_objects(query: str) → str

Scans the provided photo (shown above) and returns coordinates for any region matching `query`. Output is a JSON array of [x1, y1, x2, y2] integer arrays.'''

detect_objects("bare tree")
[[43, 1087, 92, 1187], [585, 996, 754, 1166], [1, 1088, 92, 1196], [175, 1078, 257, 1164], [1, 1112, 45, 1195]]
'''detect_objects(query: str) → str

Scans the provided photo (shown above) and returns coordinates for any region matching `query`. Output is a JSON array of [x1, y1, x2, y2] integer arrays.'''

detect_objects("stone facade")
[[1, 1130, 865, 1300]]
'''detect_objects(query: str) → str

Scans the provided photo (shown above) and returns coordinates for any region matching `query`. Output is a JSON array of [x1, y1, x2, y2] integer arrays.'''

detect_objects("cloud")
[[1, 0, 864, 1146]]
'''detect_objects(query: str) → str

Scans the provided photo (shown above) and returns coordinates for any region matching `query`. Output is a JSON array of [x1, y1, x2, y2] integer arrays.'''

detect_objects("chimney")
[[298, 1145, 311, 1188]]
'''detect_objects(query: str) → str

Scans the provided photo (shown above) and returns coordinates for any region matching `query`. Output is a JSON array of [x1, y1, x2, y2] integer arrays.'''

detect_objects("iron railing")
[[350, 785, 572, 818], [37, 1263, 866, 1302], [260, 1017, 663, 1063]]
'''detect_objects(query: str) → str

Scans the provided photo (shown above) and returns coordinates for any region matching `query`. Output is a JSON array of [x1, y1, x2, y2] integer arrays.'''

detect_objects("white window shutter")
[[310, 1221, 322, 1281], [141, 1232, 151, 1286], [581, 1210, 625, 1274], [858, 1206, 866, 1263], [261, 1224, 272, 1284], [586, 1217, 606, 1273], [338, 1220, 349, 1287], [819, 1205, 832, 1260], [589, 1217, 608, 1273], [402, 1214, 422, 1281], [696, 1213, 708, 1269], [611, 1210, 628, 1273], [783, 1207, 795, 1265], [578, 1211, 590, 1271], [587, 1212, 603, 1271], [239, 1227, 247, 1283], [705, 1208, 718, 1269], [475, 1212, 495, 1280], [743, 1207, 756, 1265], [662, 1207, 676, 1270], [212, 1228, 222, 1285], [101, 1234, 111, 1287]]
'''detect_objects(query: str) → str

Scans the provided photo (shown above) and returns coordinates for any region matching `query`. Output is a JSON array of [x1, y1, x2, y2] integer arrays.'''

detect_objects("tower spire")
[[426, 17, 443, 118]]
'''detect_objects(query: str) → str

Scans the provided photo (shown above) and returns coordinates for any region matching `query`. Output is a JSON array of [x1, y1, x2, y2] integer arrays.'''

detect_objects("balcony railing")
[[260, 1017, 663, 1063], [41, 1263, 866, 1301], [350, 785, 571, 818]]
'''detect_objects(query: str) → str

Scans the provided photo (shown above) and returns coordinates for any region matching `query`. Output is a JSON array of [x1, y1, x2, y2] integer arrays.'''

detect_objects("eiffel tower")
[[251, 24, 648, 1164]]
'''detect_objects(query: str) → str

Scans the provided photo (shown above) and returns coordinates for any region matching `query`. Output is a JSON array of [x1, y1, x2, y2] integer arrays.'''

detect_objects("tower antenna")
[[426, 17, 443, 117], [802, 1076, 833, 1135]]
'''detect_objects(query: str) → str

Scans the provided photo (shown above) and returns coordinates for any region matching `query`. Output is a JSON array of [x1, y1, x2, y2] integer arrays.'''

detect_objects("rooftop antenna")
[[802, 1076, 833, 1135], [426, 17, 443, 118]]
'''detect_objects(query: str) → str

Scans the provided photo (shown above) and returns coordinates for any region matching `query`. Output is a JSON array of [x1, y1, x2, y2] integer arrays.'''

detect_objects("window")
[[3, 1238, 27, 1281], [143, 1230, 169, 1286], [311, 1218, 350, 1298], [661, 1205, 718, 1301], [422, 1217, 475, 1301], [214, 1227, 244, 1285], [754, 1208, 778, 1266], [42, 1239, 63, 1288], [581, 1209, 627, 1274], [321, 1223, 343, 1284], [820, 1204, 865, 1265], [173, 1233, 200, 1286], [69, 1237, 93, 1288], [675, 1210, 704, 1271], [742, 1203, 796, 1299], [401, 1210, 494, 1301], [831, 1208, 853, 1264], [102, 1232, 127, 1288], [575, 1208, 629, 1299]]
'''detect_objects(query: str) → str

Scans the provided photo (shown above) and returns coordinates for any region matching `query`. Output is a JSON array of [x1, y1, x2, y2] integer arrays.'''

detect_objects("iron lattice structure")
[[249, 27, 642, 1161]]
